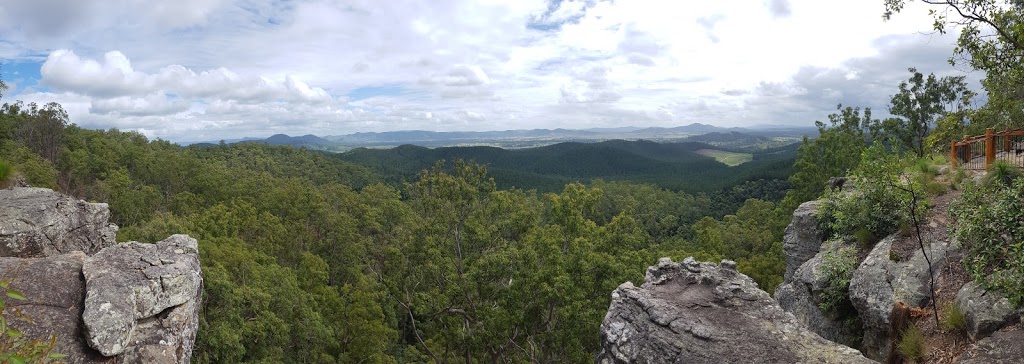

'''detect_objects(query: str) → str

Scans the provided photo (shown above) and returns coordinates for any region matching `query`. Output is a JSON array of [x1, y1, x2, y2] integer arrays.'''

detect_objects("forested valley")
[[0, 85, 802, 362], [4, 1, 1024, 360]]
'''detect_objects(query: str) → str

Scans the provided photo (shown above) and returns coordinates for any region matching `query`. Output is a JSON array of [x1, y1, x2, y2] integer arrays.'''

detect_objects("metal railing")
[[951, 128, 1024, 170]]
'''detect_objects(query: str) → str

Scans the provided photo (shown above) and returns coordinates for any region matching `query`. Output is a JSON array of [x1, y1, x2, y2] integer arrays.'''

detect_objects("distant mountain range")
[[186, 123, 816, 150]]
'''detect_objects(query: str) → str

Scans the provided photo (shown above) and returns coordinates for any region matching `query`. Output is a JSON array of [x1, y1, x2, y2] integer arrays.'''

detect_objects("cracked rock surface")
[[0, 187, 117, 257], [849, 235, 950, 360], [597, 257, 871, 364], [83, 234, 202, 363], [0, 187, 202, 364]]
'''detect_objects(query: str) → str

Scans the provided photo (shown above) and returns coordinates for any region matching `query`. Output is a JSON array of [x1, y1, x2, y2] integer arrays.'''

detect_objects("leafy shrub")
[[0, 160, 10, 185], [982, 160, 1022, 188], [949, 177, 1024, 307], [897, 324, 925, 362], [817, 241, 859, 316], [939, 302, 966, 333], [819, 145, 923, 247]]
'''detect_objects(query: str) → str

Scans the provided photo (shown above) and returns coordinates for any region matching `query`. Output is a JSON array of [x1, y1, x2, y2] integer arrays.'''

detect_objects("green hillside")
[[337, 139, 797, 193]]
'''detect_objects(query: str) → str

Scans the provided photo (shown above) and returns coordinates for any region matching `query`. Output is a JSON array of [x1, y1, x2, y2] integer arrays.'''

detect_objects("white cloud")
[[0, 0, 981, 142]]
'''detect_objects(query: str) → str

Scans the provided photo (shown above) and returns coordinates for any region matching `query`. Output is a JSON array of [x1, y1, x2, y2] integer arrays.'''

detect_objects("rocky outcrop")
[[597, 257, 872, 364], [955, 329, 1024, 364], [774, 240, 861, 347], [0, 252, 109, 363], [0, 187, 201, 364], [781, 200, 825, 282], [0, 187, 117, 257], [955, 282, 1022, 340], [848, 235, 951, 360], [83, 235, 202, 362]]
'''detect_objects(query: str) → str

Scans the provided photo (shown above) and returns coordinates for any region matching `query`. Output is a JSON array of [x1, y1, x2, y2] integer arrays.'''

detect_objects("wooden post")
[[986, 128, 996, 170], [964, 135, 971, 168], [951, 141, 958, 169], [1005, 128, 1012, 152]]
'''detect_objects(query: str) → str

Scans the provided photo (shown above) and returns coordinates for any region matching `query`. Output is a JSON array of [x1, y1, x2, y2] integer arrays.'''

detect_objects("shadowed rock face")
[[597, 257, 872, 364], [782, 201, 825, 282], [0, 187, 201, 364], [0, 187, 117, 257]]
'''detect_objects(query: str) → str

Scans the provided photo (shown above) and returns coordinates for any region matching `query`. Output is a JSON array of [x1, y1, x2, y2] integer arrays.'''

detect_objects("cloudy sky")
[[0, 0, 982, 142]]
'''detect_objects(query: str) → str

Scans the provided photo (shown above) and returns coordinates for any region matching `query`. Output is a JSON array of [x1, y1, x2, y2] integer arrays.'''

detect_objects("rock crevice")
[[0, 187, 201, 364]]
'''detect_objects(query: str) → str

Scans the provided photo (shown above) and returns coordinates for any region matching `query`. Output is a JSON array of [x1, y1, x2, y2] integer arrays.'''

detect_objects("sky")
[[0, 0, 984, 143]]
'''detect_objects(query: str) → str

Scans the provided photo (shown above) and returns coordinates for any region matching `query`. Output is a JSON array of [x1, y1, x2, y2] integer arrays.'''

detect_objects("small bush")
[[0, 160, 10, 184], [817, 241, 859, 316], [983, 160, 1023, 188], [818, 145, 924, 247], [0, 160, 9, 182], [950, 178, 1024, 307], [913, 158, 939, 177], [939, 302, 967, 333], [897, 324, 925, 362]]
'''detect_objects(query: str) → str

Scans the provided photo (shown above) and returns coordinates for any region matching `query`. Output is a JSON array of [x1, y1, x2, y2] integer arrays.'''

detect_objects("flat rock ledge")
[[597, 257, 872, 364], [0, 187, 117, 257]]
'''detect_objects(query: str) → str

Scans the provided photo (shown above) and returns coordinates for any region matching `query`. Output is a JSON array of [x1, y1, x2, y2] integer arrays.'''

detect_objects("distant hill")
[[183, 123, 816, 151], [336, 139, 798, 193]]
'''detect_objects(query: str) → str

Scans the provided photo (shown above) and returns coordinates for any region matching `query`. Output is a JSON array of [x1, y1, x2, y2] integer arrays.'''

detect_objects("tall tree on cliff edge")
[[885, 1, 1024, 134]]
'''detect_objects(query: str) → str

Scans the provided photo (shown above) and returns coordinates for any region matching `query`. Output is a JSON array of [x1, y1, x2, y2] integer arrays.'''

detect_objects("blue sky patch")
[[0, 59, 45, 95], [348, 84, 408, 101]]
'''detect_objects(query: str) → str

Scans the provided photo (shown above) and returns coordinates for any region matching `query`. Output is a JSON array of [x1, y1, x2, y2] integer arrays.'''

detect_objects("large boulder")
[[0, 252, 112, 363], [83, 234, 202, 363], [775, 240, 861, 347], [848, 235, 951, 360], [955, 329, 1024, 364], [0, 187, 202, 364], [0, 187, 117, 257], [597, 257, 872, 364], [782, 200, 825, 282], [955, 282, 1021, 340]]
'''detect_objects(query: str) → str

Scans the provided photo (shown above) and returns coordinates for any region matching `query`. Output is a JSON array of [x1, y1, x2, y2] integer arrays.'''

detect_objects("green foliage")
[[0, 89, 797, 361], [885, 1, 1024, 133], [939, 302, 967, 333], [819, 145, 923, 247], [0, 279, 65, 363], [781, 104, 872, 211], [690, 199, 788, 292], [340, 139, 796, 194], [875, 68, 974, 157], [817, 241, 859, 316], [982, 160, 1023, 188], [0, 160, 10, 185], [897, 324, 925, 362], [0, 141, 56, 189], [950, 177, 1024, 307]]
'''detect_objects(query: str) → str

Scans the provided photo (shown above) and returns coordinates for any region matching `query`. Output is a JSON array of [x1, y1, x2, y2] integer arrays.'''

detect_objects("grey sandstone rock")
[[849, 235, 951, 360], [0, 252, 113, 363], [955, 329, 1024, 364], [955, 282, 1022, 340], [0, 187, 117, 257], [83, 234, 202, 363], [782, 200, 825, 282], [0, 187, 202, 364], [775, 240, 861, 347], [598, 257, 871, 364]]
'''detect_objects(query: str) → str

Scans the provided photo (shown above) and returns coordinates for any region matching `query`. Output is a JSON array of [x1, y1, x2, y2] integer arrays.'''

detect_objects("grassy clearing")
[[694, 149, 753, 166]]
